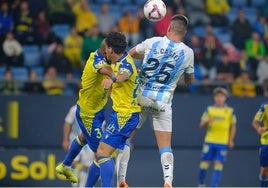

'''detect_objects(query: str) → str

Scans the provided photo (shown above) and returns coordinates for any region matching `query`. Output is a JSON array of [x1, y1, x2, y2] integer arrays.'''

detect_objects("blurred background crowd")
[[0, 0, 268, 97]]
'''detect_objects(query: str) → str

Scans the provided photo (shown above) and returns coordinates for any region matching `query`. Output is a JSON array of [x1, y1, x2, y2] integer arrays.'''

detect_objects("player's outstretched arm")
[[184, 73, 194, 86], [129, 47, 144, 59]]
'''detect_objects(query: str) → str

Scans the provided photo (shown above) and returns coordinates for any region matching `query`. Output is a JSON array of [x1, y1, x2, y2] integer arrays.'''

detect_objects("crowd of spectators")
[[0, 0, 268, 97]]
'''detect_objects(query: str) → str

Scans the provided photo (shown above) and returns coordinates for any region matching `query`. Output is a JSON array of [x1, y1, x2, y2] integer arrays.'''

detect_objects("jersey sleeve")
[[231, 108, 237, 124], [65, 106, 76, 125], [254, 104, 265, 122], [184, 49, 194, 74], [201, 107, 209, 122], [92, 57, 108, 73], [119, 61, 133, 78], [135, 37, 161, 54]]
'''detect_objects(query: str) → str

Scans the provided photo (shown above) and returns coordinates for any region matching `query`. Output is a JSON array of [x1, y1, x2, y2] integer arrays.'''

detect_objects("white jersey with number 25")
[[136, 36, 194, 104]]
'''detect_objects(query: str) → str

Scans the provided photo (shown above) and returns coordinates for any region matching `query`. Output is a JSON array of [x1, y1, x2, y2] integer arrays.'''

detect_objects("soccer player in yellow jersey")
[[252, 101, 268, 187], [56, 40, 112, 184], [198, 87, 236, 187], [91, 32, 140, 187]]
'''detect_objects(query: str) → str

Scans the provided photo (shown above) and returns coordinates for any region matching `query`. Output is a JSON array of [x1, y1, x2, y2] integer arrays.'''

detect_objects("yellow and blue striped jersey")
[[201, 105, 236, 145], [77, 50, 109, 114], [254, 102, 268, 145], [110, 52, 141, 114]]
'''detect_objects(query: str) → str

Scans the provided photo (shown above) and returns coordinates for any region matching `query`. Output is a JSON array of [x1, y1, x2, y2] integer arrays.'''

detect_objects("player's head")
[[167, 14, 189, 36], [105, 32, 127, 63], [99, 39, 107, 57], [213, 87, 228, 107]]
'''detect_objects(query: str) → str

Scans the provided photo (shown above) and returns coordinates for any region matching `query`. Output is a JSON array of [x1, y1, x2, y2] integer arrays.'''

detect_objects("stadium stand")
[[23, 45, 41, 67]]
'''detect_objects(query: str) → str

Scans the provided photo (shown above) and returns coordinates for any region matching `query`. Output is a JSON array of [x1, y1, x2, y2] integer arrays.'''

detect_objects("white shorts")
[[74, 146, 95, 167], [137, 96, 172, 132]]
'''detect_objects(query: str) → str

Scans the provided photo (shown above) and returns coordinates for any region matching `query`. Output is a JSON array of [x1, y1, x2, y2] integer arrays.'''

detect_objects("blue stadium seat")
[[109, 5, 121, 13], [226, 7, 238, 25], [250, 0, 266, 7], [244, 7, 258, 25], [23, 45, 41, 67], [135, 0, 146, 6], [231, 0, 248, 7], [90, 4, 100, 14], [0, 66, 6, 79], [51, 24, 70, 41], [122, 5, 139, 14], [95, 0, 112, 4], [115, 0, 132, 5], [110, 12, 123, 23], [217, 33, 231, 44], [31, 66, 44, 80], [11, 67, 29, 80], [192, 26, 206, 38]]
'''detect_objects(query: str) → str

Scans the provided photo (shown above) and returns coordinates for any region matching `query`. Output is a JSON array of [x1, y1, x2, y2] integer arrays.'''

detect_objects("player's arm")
[[184, 73, 194, 87], [98, 66, 112, 77], [252, 118, 267, 135], [102, 71, 130, 89], [62, 122, 71, 152], [228, 123, 236, 149], [129, 46, 144, 59]]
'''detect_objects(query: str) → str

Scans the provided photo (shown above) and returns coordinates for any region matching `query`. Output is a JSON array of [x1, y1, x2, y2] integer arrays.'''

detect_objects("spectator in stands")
[[23, 70, 45, 94], [0, 68, 19, 94], [118, 10, 139, 46], [97, 3, 115, 37], [231, 70, 256, 97], [34, 10, 55, 45], [48, 43, 73, 79], [68, 0, 97, 35], [245, 31, 266, 80], [164, 0, 184, 14], [185, 0, 210, 27], [42, 66, 65, 95], [252, 15, 268, 49], [46, 0, 74, 25], [188, 34, 204, 68], [200, 25, 223, 80], [216, 52, 235, 84], [263, 80, 268, 97], [81, 26, 103, 65], [137, 7, 152, 42], [263, 1, 268, 21], [154, 6, 173, 37], [0, 2, 13, 43], [257, 54, 268, 84], [13, 0, 36, 45], [205, 0, 230, 27], [238, 49, 251, 72], [2, 32, 23, 67], [64, 27, 83, 72], [231, 8, 252, 50]]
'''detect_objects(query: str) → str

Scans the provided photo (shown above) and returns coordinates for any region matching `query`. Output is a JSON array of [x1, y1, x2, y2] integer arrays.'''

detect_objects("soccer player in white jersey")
[[62, 105, 95, 187], [129, 14, 195, 187]]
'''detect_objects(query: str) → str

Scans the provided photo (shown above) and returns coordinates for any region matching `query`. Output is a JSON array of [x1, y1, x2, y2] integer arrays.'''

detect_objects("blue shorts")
[[260, 145, 268, 167], [201, 142, 228, 163], [76, 105, 105, 152], [101, 111, 139, 150]]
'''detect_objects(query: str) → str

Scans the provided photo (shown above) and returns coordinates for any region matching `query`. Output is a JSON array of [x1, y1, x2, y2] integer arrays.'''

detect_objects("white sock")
[[161, 152, 174, 186], [78, 169, 88, 187], [116, 144, 130, 185]]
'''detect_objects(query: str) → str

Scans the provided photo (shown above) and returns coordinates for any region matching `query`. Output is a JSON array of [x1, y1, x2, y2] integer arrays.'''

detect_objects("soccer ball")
[[144, 0, 167, 22]]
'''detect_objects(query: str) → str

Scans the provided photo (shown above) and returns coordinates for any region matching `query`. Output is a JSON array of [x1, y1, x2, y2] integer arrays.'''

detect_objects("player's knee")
[[214, 162, 223, 171], [200, 161, 210, 170]]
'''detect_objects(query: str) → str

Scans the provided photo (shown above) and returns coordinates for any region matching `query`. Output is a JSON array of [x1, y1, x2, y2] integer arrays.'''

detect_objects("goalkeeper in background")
[[252, 101, 268, 187], [198, 87, 236, 187]]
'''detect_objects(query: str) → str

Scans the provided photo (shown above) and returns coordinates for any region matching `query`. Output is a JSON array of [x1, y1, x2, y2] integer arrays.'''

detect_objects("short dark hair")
[[171, 14, 189, 30], [105, 32, 127, 54]]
